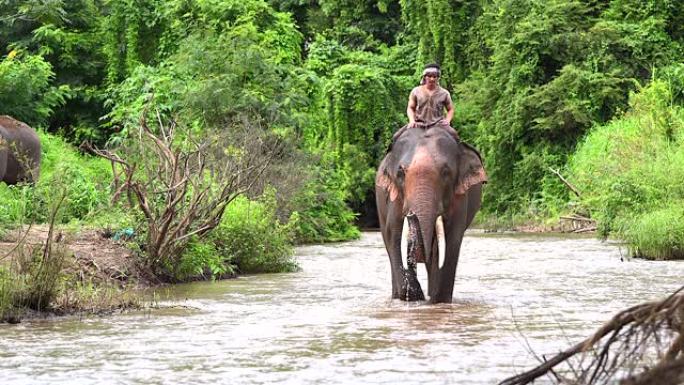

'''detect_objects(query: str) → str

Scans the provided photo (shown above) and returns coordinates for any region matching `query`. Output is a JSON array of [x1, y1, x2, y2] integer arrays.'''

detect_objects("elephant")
[[0, 115, 41, 184], [375, 125, 486, 303]]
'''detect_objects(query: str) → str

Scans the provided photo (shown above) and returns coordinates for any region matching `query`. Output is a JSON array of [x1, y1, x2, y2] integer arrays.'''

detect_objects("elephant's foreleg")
[[426, 238, 462, 303], [382, 215, 404, 299], [426, 216, 467, 304]]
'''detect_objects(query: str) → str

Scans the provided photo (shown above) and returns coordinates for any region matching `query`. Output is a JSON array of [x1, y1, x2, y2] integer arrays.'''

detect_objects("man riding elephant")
[[392, 63, 459, 144], [407, 63, 454, 129], [376, 63, 486, 303]]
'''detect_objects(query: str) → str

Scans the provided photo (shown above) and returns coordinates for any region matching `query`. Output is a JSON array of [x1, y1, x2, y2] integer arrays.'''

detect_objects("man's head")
[[421, 63, 441, 86]]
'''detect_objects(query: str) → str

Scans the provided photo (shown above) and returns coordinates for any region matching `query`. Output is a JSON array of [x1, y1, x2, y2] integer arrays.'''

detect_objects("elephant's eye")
[[397, 165, 406, 180], [441, 165, 453, 179]]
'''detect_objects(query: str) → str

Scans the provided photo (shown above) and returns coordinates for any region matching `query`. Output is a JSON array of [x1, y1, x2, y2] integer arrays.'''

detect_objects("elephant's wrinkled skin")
[[375, 126, 486, 303], [0, 115, 41, 184]]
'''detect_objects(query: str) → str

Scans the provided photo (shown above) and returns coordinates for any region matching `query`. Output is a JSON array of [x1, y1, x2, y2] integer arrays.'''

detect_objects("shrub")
[[211, 193, 297, 274], [622, 203, 684, 260], [566, 78, 684, 258], [175, 237, 233, 281]]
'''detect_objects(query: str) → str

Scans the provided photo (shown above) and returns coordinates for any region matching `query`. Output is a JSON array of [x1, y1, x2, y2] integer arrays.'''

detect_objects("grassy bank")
[[556, 76, 684, 259], [0, 130, 302, 322]]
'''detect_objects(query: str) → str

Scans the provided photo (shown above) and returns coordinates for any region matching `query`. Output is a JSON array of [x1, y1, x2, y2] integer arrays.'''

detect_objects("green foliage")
[[0, 53, 68, 126], [104, 64, 186, 139], [101, 0, 171, 84], [211, 192, 297, 274], [270, 0, 402, 47], [176, 237, 233, 281], [106, 1, 306, 135], [291, 150, 361, 243], [176, 23, 306, 128], [470, 0, 683, 215], [400, 0, 481, 87], [623, 203, 684, 260], [566, 78, 684, 259]]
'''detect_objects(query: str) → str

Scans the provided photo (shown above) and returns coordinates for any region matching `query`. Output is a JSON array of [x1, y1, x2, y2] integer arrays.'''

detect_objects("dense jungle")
[[2, 0, 684, 313], [2, 0, 684, 383]]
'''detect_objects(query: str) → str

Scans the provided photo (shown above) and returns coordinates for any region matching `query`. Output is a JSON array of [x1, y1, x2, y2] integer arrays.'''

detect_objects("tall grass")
[[566, 78, 684, 259], [0, 193, 69, 322]]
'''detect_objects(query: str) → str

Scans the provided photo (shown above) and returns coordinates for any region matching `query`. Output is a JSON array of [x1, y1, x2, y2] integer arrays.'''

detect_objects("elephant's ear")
[[455, 142, 487, 195], [376, 162, 400, 202]]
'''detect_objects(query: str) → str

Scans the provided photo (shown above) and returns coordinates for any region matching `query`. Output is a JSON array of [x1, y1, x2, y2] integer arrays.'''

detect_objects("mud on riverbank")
[[0, 225, 156, 323]]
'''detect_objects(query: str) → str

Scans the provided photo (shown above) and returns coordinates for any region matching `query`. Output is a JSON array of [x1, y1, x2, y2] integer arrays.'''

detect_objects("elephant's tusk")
[[401, 216, 409, 270], [436, 216, 446, 269]]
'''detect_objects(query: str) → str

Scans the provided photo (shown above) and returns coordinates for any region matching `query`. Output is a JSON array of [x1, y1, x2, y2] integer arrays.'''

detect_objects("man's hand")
[[408, 120, 417, 128], [439, 118, 451, 127]]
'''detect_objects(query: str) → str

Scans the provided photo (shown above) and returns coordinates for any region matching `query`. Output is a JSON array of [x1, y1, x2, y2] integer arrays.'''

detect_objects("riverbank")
[[0, 225, 152, 323], [474, 213, 597, 234], [0, 214, 597, 324]]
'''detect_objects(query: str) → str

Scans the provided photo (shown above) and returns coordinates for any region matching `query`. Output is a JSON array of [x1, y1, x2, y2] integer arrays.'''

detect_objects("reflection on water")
[[2, 232, 684, 384]]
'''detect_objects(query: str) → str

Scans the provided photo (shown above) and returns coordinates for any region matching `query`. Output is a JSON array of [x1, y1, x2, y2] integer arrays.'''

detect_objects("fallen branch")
[[549, 167, 581, 197], [500, 286, 684, 385], [560, 215, 595, 223]]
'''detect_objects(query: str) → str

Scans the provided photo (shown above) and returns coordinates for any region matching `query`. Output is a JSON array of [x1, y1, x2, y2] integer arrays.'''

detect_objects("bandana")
[[422, 67, 440, 77]]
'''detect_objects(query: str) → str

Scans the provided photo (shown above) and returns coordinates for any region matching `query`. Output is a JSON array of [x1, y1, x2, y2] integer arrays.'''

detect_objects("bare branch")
[[500, 286, 684, 385], [549, 167, 582, 197]]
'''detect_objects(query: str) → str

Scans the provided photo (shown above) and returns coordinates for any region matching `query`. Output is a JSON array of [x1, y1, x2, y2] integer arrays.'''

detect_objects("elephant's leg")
[[426, 235, 463, 303], [3, 152, 19, 185], [427, 199, 469, 303], [380, 203, 406, 299], [0, 147, 7, 183]]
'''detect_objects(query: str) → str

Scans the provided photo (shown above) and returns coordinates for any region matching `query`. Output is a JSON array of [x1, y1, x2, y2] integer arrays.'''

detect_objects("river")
[[2, 231, 684, 384]]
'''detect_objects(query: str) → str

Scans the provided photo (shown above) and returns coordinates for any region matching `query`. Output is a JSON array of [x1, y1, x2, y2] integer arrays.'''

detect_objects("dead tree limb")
[[86, 110, 283, 280], [500, 286, 684, 385], [549, 167, 582, 197]]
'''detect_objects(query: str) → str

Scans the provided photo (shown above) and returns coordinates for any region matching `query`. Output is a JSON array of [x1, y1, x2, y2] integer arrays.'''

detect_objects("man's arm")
[[441, 93, 454, 126], [407, 90, 417, 128]]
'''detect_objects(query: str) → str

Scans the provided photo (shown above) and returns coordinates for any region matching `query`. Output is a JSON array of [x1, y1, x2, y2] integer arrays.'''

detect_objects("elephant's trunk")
[[402, 205, 438, 268], [415, 210, 435, 267], [401, 213, 425, 269]]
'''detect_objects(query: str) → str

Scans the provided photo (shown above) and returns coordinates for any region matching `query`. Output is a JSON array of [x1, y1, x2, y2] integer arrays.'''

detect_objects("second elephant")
[[0, 115, 41, 184]]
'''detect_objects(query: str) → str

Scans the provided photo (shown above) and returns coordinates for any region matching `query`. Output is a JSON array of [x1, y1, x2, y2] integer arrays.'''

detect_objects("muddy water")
[[3, 232, 684, 384]]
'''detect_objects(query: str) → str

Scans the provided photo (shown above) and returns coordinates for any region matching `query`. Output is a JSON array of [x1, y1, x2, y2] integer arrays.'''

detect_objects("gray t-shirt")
[[409, 86, 452, 127]]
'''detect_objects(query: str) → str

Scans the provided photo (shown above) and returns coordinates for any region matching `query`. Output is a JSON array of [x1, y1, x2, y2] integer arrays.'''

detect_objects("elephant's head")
[[376, 126, 486, 302]]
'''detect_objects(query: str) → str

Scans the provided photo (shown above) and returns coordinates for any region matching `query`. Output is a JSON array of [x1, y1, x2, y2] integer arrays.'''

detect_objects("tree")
[[90, 111, 283, 280]]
